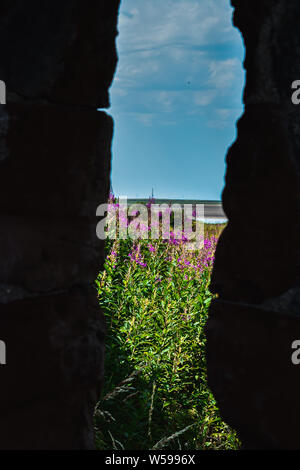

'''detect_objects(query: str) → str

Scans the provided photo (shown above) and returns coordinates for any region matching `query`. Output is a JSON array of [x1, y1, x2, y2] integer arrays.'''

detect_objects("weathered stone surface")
[[0, 289, 105, 450], [0, 105, 113, 216], [0, 216, 104, 294], [0, 0, 120, 449], [212, 105, 298, 303], [206, 0, 300, 449], [0, 0, 120, 107], [206, 300, 300, 449]]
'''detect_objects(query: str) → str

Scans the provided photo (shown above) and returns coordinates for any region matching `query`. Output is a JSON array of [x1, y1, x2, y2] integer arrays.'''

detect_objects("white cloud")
[[111, 0, 244, 128], [194, 90, 216, 106], [207, 107, 241, 129], [208, 58, 241, 89], [118, 0, 237, 53], [135, 113, 156, 127]]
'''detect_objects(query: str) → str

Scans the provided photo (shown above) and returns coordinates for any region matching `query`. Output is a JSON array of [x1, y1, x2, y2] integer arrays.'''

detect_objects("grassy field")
[[94, 199, 238, 450]]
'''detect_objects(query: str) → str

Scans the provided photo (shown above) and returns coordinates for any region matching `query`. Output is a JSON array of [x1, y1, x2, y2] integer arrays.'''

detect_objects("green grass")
[[95, 222, 239, 450]]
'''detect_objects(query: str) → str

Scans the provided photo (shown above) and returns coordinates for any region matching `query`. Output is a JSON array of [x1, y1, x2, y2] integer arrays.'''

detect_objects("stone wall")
[[1, 0, 300, 452], [206, 0, 300, 449], [0, 0, 120, 449]]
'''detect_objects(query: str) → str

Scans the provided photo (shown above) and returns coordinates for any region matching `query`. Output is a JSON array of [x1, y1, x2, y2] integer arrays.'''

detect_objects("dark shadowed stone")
[[0, 288, 105, 449], [0, 0, 120, 108], [0, 105, 113, 216], [211, 104, 298, 303], [207, 299, 300, 449], [0, 216, 104, 293], [206, 0, 300, 449], [0, 0, 120, 449]]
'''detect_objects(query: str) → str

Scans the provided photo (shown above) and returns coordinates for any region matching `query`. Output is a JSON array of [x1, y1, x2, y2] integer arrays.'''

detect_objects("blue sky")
[[109, 0, 245, 200]]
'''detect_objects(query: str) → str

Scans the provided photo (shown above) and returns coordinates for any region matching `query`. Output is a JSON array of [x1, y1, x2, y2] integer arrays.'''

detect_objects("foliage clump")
[[95, 197, 239, 450]]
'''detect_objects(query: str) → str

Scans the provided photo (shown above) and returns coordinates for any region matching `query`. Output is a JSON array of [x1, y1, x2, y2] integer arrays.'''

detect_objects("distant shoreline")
[[127, 198, 222, 205], [123, 198, 227, 221]]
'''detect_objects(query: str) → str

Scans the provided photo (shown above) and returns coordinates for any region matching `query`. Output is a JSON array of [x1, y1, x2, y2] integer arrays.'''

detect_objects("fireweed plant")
[[95, 195, 239, 450]]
